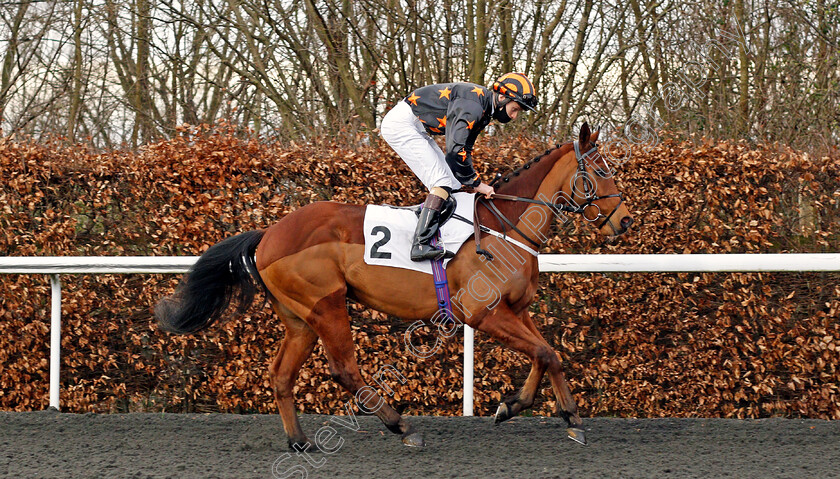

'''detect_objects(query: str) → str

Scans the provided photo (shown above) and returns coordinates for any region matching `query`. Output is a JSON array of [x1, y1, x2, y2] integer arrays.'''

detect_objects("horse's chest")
[[507, 278, 538, 312], [500, 262, 540, 312]]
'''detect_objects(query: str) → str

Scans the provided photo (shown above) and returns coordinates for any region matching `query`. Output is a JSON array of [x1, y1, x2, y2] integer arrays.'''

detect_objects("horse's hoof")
[[401, 432, 425, 447], [567, 427, 587, 445], [494, 402, 511, 424], [288, 440, 321, 453]]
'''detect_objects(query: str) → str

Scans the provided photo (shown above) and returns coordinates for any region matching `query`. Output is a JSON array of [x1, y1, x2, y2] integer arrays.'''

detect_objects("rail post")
[[49, 274, 61, 410], [463, 325, 474, 416]]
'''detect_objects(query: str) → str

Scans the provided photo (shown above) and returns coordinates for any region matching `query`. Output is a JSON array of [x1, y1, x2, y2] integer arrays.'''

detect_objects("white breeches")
[[380, 101, 461, 191]]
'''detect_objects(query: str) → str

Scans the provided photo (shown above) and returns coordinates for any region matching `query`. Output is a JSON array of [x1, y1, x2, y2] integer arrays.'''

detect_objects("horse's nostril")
[[620, 216, 633, 229]]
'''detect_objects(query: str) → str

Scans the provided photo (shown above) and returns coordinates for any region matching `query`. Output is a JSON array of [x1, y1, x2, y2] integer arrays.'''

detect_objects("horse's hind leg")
[[306, 290, 424, 447], [268, 300, 320, 450]]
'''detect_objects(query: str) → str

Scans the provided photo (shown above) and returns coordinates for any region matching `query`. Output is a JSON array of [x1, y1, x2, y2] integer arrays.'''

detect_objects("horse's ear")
[[591, 125, 601, 143], [579, 122, 591, 145]]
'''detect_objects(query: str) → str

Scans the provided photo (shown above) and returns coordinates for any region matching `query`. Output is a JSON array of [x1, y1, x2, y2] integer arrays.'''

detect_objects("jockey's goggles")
[[516, 93, 538, 111]]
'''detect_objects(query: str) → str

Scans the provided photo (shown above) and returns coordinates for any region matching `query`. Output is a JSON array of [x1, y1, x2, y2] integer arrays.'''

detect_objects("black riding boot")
[[410, 194, 455, 261]]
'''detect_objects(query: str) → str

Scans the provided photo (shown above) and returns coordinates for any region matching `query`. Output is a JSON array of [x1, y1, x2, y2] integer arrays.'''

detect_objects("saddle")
[[381, 196, 458, 325], [390, 195, 457, 225]]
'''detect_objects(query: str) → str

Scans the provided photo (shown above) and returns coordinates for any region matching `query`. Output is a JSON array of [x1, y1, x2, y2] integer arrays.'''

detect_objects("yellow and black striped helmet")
[[492, 73, 538, 111]]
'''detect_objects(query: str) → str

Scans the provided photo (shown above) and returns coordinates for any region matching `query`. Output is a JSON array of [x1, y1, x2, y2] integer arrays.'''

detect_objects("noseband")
[[473, 141, 624, 259]]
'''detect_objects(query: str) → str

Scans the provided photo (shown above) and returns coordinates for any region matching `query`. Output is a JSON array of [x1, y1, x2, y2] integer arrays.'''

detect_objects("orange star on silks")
[[407, 92, 420, 105], [438, 87, 452, 99], [458, 150, 467, 161], [436, 116, 447, 128], [471, 86, 484, 97], [466, 120, 475, 130], [429, 127, 442, 133]]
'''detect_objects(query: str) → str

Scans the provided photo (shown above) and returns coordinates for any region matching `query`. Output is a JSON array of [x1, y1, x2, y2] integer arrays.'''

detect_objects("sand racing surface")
[[2, 411, 838, 478]]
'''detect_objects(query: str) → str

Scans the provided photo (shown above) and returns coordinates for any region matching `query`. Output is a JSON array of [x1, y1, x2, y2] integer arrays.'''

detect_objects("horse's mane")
[[490, 144, 562, 191]]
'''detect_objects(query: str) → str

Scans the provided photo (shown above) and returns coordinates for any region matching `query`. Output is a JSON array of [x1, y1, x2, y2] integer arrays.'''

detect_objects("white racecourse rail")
[[2, 254, 839, 415]]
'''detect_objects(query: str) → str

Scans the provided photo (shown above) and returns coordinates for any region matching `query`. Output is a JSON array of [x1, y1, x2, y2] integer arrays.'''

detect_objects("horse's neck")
[[482, 143, 577, 244]]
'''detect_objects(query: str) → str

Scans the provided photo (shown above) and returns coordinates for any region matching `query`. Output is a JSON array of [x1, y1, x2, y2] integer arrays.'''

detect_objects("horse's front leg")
[[474, 306, 586, 445], [493, 313, 547, 423], [518, 309, 585, 442]]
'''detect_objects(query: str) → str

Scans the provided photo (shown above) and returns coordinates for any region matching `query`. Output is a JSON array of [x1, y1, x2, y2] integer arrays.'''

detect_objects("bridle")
[[568, 140, 626, 229], [472, 141, 625, 260]]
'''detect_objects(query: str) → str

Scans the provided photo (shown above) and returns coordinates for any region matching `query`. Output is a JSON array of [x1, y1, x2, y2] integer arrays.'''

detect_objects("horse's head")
[[564, 122, 633, 236], [486, 123, 633, 243]]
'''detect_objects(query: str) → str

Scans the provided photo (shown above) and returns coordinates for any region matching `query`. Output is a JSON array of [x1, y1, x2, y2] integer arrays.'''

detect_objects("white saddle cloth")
[[363, 192, 476, 274]]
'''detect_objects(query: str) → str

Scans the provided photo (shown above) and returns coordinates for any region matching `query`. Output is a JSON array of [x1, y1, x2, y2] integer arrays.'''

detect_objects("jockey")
[[380, 73, 538, 261]]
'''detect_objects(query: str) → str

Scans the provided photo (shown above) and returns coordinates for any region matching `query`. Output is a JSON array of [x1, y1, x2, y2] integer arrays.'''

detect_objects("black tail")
[[155, 230, 266, 334]]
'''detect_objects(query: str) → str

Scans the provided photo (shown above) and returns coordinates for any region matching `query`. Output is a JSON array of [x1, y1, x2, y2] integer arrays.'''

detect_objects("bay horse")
[[155, 123, 633, 449]]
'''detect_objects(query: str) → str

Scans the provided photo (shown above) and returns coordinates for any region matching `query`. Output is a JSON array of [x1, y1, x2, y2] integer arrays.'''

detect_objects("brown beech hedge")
[[1, 124, 838, 419]]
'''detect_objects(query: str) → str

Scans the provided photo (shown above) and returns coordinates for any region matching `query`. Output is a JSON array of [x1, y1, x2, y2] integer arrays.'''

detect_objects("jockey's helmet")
[[492, 73, 538, 111]]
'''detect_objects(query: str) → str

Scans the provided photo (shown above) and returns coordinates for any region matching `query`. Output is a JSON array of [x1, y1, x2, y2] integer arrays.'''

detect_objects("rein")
[[472, 141, 625, 260]]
